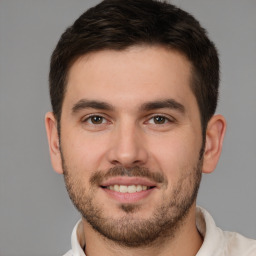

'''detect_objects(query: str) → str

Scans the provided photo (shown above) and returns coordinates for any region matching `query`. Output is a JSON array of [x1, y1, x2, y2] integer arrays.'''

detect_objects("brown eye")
[[86, 115, 106, 124], [92, 116, 103, 124], [153, 116, 167, 124]]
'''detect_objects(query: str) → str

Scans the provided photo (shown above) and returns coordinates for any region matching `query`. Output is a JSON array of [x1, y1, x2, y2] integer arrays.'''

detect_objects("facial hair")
[[62, 158, 202, 248]]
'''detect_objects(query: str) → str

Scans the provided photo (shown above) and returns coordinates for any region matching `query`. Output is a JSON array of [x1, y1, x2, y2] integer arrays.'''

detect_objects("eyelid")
[[81, 113, 111, 124], [145, 113, 176, 124]]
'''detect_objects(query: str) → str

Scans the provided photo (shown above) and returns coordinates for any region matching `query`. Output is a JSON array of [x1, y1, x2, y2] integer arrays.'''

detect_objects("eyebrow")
[[72, 98, 185, 114], [140, 99, 185, 113], [72, 99, 114, 113]]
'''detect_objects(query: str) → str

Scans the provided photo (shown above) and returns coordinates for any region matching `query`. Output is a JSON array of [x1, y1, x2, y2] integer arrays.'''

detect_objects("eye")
[[148, 115, 170, 125], [84, 115, 107, 125]]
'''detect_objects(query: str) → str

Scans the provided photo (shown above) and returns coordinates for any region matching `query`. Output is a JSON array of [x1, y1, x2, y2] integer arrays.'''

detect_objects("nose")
[[106, 121, 148, 167]]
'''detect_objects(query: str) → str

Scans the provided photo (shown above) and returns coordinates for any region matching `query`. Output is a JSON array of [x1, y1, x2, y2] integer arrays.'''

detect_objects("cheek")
[[149, 132, 201, 179], [60, 127, 109, 174]]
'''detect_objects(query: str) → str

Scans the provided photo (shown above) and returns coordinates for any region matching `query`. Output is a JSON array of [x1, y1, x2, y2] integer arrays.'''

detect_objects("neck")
[[81, 204, 203, 256]]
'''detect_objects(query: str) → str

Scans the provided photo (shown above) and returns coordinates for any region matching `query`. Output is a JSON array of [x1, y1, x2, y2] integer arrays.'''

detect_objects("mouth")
[[100, 177, 157, 203], [102, 184, 155, 193]]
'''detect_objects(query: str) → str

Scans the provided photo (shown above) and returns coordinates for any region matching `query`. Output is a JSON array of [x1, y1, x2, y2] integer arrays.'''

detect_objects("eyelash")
[[146, 114, 175, 125], [82, 114, 109, 125], [82, 114, 175, 126]]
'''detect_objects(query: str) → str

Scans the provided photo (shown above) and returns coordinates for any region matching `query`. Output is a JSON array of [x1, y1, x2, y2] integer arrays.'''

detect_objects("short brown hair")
[[49, 0, 219, 135]]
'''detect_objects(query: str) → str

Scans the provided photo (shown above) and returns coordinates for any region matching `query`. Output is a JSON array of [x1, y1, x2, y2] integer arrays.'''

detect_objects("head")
[[49, 0, 219, 137], [46, 0, 226, 248]]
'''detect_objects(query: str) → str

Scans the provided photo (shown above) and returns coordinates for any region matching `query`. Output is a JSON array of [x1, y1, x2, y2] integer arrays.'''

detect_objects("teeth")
[[137, 185, 142, 192], [120, 185, 128, 193], [107, 185, 149, 193], [127, 185, 136, 193]]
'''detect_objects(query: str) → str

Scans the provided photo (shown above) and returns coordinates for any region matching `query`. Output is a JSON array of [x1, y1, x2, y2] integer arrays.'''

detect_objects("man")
[[45, 0, 256, 255]]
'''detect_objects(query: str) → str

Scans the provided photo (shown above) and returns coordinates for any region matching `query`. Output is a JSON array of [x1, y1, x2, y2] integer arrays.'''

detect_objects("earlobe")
[[202, 114, 226, 174], [45, 112, 63, 174]]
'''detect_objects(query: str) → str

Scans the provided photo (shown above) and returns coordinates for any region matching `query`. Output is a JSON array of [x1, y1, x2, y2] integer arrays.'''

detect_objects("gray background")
[[0, 0, 255, 255]]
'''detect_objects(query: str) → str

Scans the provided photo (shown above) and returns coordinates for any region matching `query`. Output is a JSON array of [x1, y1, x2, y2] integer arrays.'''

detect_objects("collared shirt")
[[63, 207, 256, 256]]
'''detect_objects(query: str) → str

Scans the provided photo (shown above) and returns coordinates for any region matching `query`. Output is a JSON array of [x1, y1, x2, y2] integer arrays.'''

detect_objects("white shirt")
[[63, 207, 256, 256]]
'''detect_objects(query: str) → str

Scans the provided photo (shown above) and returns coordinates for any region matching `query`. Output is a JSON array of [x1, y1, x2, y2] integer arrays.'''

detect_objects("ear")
[[45, 112, 63, 174], [202, 114, 226, 174]]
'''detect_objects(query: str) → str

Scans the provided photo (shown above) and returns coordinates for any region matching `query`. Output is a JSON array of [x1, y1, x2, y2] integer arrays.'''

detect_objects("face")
[[57, 46, 204, 246]]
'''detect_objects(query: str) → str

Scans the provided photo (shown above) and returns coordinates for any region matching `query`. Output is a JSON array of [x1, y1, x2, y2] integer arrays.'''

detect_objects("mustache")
[[90, 166, 167, 186]]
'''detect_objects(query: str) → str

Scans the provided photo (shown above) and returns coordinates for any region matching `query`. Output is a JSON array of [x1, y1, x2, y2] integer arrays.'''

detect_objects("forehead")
[[64, 46, 197, 111]]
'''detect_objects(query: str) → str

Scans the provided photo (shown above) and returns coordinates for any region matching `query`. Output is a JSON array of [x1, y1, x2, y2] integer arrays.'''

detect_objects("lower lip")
[[102, 187, 156, 203]]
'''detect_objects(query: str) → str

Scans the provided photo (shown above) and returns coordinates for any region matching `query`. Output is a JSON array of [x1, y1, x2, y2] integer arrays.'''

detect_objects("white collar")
[[67, 219, 86, 256], [67, 206, 255, 256]]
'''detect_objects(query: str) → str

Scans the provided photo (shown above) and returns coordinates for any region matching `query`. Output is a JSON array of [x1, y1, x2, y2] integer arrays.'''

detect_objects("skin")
[[45, 46, 226, 256]]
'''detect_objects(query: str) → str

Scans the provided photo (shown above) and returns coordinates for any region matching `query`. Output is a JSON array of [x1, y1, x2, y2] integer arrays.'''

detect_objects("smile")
[[107, 184, 151, 193], [100, 177, 157, 202]]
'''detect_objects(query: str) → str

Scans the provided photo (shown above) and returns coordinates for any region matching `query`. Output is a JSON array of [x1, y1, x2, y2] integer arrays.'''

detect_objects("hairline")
[[56, 43, 207, 138]]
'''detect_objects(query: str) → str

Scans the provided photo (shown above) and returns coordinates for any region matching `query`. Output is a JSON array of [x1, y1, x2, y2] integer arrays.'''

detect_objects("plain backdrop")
[[0, 1, 255, 255]]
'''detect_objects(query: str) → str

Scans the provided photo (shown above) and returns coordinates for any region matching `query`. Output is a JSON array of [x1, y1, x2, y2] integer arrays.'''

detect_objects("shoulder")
[[196, 206, 256, 255], [62, 249, 73, 256], [223, 231, 256, 256]]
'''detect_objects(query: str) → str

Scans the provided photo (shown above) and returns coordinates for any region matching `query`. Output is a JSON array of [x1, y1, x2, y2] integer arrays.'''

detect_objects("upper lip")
[[100, 177, 158, 188]]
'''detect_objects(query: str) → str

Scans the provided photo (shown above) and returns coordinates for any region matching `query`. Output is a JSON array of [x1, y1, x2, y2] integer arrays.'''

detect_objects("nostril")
[[111, 160, 122, 166]]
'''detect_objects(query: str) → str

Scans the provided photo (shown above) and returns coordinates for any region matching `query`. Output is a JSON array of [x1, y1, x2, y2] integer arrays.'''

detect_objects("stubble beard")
[[62, 159, 202, 248]]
